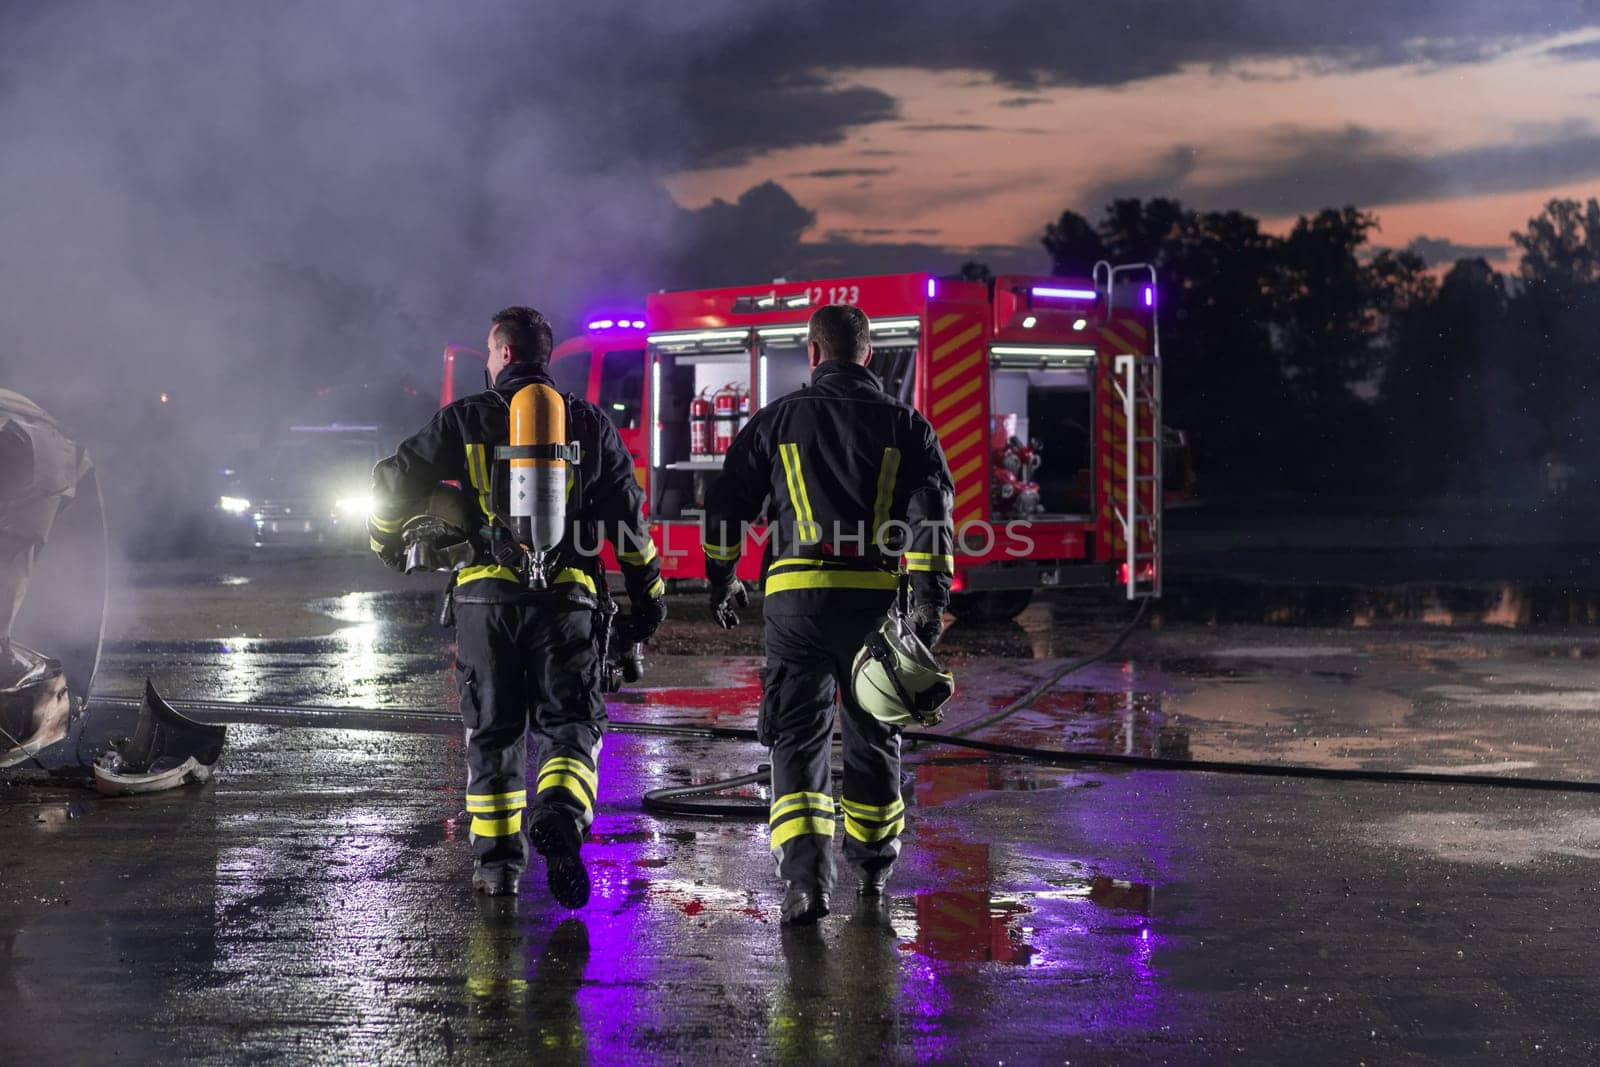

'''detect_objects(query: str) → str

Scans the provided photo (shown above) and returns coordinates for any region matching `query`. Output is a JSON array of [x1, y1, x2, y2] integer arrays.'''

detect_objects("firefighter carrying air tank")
[[370, 306, 667, 903]]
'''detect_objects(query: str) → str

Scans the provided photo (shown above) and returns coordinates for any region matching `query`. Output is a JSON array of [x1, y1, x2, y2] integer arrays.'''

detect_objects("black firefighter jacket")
[[370, 363, 662, 605], [702, 359, 954, 617]]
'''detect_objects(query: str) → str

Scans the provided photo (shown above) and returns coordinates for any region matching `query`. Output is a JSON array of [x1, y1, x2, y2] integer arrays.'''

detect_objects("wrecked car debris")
[[92, 681, 228, 796], [0, 641, 77, 770]]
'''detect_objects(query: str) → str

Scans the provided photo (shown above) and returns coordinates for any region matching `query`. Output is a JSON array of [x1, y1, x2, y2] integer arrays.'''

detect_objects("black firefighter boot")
[[472, 863, 522, 897], [856, 863, 893, 898], [528, 809, 591, 909], [781, 882, 831, 926]]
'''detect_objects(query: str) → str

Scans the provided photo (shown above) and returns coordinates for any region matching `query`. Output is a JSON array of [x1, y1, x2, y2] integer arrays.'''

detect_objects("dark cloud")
[[678, 79, 898, 169], [1402, 235, 1510, 264], [902, 124, 993, 132], [998, 96, 1050, 108], [664, 183, 1039, 285], [1083, 126, 1600, 217], [1544, 37, 1600, 60], [692, 1, 1600, 94], [790, 168, 897, 179], [790, 238, 1041, 280]]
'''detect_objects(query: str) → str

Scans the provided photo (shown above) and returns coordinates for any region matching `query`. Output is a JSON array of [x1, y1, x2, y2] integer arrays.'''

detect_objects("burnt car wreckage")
[[0, 389, 226, 793]]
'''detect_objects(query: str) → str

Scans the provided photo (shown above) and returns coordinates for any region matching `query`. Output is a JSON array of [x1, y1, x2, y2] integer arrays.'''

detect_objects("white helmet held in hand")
[[850, 611, 955, 728]]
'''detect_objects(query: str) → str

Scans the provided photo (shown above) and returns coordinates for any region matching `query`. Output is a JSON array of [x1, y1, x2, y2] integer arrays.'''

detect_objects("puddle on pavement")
[[892, 874, 1158, 966], [1152, 580, 1600, 630], [938, 581, 1600, 666]]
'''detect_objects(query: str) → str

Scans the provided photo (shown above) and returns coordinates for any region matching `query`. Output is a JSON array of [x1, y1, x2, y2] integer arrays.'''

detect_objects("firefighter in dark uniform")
[[369, 307, 665, 904], [702, 304, 954, 925]]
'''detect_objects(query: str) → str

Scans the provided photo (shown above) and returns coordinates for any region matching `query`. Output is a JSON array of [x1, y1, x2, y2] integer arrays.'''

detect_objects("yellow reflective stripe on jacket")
[[369, 536, 388, 555], [770, 815, 836, 849], [767, 557, 854, 572], [646, 577, 667, 598], [456, 565, 597, 593], [466, 443, 494, 519], [770, 791, 835, 819], [466, 789, 528, 813], [765, 569, 899, 596], [470, 813, 522, 837], [844, 813, 904, 844], [369, 514, 404, 535], [905, 552, 955, 574], [778, 443, 820, 543], [840, 796, 905, 820], [703, 541, 743, 562], [457, 564, 521, 584], [553, 568, 597, 593], [872, 446, 901, 543]]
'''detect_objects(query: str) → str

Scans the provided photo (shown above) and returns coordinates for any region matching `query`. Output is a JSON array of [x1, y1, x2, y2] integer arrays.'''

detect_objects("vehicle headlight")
[[218, 496, 251, 514], [335, 495, 373, 517]]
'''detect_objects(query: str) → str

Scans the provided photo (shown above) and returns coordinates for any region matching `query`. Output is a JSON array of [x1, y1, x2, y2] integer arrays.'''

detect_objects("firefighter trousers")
[[760, 607, 905, 897], [453, 598, 606, 874]]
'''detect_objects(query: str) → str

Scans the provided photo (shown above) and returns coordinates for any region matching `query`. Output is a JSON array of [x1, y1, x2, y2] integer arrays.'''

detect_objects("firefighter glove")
[[908, 602, 944, 648], [620, 596, 667, 645], [710, 578, 749, 630], [368, 520, 405, 572]]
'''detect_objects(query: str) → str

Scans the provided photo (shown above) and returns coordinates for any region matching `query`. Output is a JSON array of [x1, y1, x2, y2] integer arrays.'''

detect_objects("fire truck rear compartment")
[[652, 352, 748, 521], [988, 365, 1094, 520]]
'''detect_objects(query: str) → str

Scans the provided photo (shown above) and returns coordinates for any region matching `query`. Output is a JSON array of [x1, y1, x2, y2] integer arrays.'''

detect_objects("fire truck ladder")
[[1106, 262, 1163, 600]]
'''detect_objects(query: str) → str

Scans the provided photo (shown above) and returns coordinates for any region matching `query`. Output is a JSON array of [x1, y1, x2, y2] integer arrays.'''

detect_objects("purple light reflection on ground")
[[895, 948, 954, 1062]]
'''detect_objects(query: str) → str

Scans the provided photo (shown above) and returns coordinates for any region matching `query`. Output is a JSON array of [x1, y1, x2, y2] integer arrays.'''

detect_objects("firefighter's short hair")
[[808, 304, 871, 363], [490, 306, 554, 366]]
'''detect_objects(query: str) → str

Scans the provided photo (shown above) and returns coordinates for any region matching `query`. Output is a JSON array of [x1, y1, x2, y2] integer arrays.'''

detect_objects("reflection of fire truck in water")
[[440, 269, 1169, 620]]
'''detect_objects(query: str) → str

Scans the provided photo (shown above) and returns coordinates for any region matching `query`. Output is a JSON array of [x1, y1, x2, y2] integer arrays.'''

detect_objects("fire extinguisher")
[[689, 390, 713, 459], [737, 385, 751, 435], [712, 382, 740, 455]]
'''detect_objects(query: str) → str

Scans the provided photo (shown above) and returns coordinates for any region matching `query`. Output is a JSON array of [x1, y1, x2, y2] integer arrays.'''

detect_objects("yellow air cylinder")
[[508, 383, 567, 552]]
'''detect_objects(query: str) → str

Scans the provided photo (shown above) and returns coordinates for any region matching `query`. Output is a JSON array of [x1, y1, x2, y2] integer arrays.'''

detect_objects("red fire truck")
[[440, 269, 1162, 620]]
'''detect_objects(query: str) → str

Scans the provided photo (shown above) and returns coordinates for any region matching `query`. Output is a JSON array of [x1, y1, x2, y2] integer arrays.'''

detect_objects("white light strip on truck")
[[647, 328, 751, 345], [869, 317, 920, 333], [989, 345, 1097, 358], [754, 324, 809, 339], [651, 358, 661, 465]]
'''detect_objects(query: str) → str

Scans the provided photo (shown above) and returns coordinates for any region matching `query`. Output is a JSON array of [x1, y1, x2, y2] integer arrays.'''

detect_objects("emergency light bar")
[[1032, 286, 1097, 300], [588, 318, 646, 331]]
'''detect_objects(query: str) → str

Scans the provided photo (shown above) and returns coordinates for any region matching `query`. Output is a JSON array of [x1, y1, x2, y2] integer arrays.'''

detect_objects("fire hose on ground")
[[86, 594, 1600, 821]]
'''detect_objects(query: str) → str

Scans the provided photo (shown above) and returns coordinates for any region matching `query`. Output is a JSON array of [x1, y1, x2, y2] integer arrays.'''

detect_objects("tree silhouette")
[[1041, 210, 1105, 277]]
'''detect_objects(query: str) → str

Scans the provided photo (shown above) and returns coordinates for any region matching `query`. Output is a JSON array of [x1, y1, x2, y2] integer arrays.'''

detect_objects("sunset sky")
[[5, 1, 1600, 405], [668, 16, 1600, 273]]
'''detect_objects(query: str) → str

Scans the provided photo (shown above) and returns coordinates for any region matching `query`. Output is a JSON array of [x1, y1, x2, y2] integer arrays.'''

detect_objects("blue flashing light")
[[1032, 286, 1096, 300]]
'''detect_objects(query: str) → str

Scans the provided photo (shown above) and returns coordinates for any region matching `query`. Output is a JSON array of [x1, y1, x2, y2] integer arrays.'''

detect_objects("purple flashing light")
[[927, 278, 937, 299], [1032, 286, 1096, 300], [587, 317, 647, 331], [1143, 286, 1154, 308]]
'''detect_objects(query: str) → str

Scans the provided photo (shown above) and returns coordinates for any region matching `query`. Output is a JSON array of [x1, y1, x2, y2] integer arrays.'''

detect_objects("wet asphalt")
[[5, 549, 1600, 1063]]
